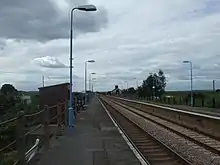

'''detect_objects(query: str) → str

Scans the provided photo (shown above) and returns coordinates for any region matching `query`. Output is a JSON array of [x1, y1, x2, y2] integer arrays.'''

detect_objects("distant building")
[[38, 83, 69, 108], [38, 83, 69, 124]]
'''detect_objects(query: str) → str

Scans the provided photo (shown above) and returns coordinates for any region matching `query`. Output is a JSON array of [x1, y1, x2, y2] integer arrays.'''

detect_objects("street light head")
[[183, 60, 190, 63], [87, 60, 95, 63], [77, 4, 97, 11], [91, 72, 96, 75]]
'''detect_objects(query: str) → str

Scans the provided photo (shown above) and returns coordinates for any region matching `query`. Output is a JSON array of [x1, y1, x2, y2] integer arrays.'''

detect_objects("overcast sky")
[[0, 0, 220, 92]]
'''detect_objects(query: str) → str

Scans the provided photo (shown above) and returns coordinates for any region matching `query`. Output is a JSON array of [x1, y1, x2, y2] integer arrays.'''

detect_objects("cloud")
[[1, 0, 220, 91], [33, 56, 67, 68], [0, 0, 108, 41], [0, 39, 6, 50]]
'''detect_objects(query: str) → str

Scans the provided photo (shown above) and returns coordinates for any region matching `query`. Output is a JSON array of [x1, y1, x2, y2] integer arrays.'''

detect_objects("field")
[[161, 90, 220, 108]]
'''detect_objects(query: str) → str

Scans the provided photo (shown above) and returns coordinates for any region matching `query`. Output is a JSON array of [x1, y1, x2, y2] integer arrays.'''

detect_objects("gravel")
[[112, 103, 220, 165]]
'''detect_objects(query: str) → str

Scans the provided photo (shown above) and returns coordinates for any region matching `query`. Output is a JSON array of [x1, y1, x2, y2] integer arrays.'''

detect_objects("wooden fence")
[[0, 101, 68, 165]]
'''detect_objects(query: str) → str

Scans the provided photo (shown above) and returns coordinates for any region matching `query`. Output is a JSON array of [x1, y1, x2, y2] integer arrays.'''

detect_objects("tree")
[[0, 84, 21, 115], [156, 69, 166, 97], [0, 93, 7, 113], [140, 69, 166, 98], [137, 86, 146, 98], [1, 84, 18, 95], [127, 87, 135, 94]]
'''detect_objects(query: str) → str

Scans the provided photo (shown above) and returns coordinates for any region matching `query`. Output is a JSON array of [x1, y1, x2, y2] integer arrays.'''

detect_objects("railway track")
[[100, 98, 191, 165], [111, 96, 220, 140], [110, 99, 220, 156]]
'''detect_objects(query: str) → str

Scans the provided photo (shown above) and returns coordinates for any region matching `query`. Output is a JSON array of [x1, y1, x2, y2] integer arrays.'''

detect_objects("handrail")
[[0, 100, 68, 164], [25, 109, 45, 118], [0, 140, 16, 153], [0, 117, 18, 126], [25, 125, 43, 136], [25, 138, 40, 163]]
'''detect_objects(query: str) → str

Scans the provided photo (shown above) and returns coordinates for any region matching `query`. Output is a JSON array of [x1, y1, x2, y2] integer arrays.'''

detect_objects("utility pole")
[[213, 80, 216, 92], [42, 76, 44, 87], [85, 61, 87, 94], [183, 60, 193, 106], [153, 75, 155, 100]]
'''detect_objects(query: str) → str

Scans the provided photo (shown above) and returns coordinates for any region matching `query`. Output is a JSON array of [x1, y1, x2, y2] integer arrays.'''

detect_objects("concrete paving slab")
[[37, 97, 142, 165]]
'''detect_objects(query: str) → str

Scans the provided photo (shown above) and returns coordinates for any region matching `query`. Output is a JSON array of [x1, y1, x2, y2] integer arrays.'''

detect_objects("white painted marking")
[[97, 97, 149, 165], [25, 138, 40, 163], [112, 96, 220, 120]]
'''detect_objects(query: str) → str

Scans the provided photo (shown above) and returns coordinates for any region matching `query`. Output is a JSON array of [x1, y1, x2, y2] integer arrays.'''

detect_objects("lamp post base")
[[68, 107, 75, 136]]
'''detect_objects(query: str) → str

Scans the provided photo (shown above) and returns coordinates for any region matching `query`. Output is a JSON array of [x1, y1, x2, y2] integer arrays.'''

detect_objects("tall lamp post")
[[42, 76, 45, 87], [69, 4, 97, 128], [85, 60, 95, 105], [88, 73, 96, 102], [183, 60, 193, 106], [89, 72, 96, 90], [91, 78, 96, 92]]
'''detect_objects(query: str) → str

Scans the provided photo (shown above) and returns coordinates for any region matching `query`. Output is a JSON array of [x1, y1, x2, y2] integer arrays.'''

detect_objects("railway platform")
[[37, 97, 142, 165]]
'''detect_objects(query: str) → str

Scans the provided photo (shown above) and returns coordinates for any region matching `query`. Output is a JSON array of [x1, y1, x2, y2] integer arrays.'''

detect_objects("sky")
[[0, 0, 220, 92]]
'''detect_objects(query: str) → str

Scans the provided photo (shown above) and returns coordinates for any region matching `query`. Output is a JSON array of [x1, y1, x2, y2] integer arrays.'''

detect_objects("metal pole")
[[153, 75, 155, 100], [125, 81, 128, 89], [89, 74, 91, 91], [213, 80, 215, 92], [42, 76, 44, 87], [84, 61, 87, 105], [69, 8, 76, 128], [190, 62, 193, 106]]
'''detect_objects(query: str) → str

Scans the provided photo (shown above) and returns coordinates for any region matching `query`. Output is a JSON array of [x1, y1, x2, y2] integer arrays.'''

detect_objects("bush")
[[187, 92, 205, 99], [196, 92, 205, 99]]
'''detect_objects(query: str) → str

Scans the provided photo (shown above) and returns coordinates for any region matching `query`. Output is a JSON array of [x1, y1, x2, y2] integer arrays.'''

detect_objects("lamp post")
[[42, 76, 45, 87], [134, 78, 138, 88], [88, 73, 96, 102], [152, 86, 155, 100], [84, 60, 95, 105], [183, 60, 193, 106], [124, 81, 128, 89], [42, 75, 54, 87], [89, 72, 96, 91], [150, 73, 155, 100], [91, 78, 96, 92], [213, 80, 216, 92], [69, 4, 97, 128]]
